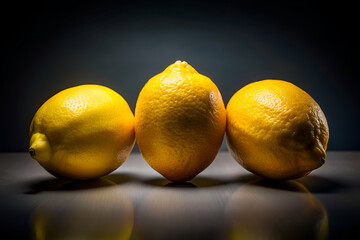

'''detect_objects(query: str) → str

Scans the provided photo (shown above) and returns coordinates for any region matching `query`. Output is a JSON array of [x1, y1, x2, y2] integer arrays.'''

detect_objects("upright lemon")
[[29, 85, 135, 180], [226, 80, 329, 180], [135, 61, 226, 182]]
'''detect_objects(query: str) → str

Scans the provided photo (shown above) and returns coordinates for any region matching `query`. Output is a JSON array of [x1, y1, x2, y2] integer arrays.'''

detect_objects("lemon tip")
[[29, 148, 35, 157], [174, 60, 188, 65]]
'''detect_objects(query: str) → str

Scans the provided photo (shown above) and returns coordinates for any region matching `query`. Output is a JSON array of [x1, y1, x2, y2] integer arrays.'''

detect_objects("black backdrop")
[[1, 0, 359, 152]]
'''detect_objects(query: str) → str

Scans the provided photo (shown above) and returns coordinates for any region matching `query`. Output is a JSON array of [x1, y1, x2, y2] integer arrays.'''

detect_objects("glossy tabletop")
[[1, 151, 359, 239]]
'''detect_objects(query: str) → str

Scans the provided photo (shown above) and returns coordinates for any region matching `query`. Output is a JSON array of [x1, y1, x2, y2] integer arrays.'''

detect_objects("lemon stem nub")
[[29, 148, 35, 157], [321, 158, 325, 164]]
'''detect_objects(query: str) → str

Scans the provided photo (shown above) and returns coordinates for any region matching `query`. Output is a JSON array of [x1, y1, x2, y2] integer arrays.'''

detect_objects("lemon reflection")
[[30, 179, 134, 240], [132, 185, 227, 240], [225, 179, 328, 240]]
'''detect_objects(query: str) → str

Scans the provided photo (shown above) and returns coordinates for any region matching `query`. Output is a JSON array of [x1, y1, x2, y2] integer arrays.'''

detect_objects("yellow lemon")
[[226, 80, 329, 180], [29, 84, 135, 180], [135, 61, 226, 182]]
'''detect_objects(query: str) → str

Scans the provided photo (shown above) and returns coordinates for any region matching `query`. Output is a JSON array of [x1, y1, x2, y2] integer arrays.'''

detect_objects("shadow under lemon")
[[25, 177, 105, 193], [29, 179, 134, 240], [224, 179, 328, 240], [131, 184, 229, 240]]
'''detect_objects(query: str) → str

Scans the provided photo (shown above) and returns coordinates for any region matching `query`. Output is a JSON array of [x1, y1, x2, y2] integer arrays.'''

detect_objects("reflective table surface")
[[1, 151, 359, 239]]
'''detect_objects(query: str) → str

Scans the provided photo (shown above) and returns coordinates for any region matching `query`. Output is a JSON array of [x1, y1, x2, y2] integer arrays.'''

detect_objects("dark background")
[[1, 0, 359, 152]]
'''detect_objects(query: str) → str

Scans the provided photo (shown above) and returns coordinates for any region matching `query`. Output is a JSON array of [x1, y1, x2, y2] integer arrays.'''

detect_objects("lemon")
[[135, 60, 226, 182], [29, 84, 135, 180], [226, 80, 329, 180]]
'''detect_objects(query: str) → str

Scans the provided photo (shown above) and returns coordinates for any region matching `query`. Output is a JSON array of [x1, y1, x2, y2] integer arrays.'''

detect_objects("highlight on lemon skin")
[[226, 79, 329, 180], [29, 84, 135, 180], [134, 60, 226, 182]]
